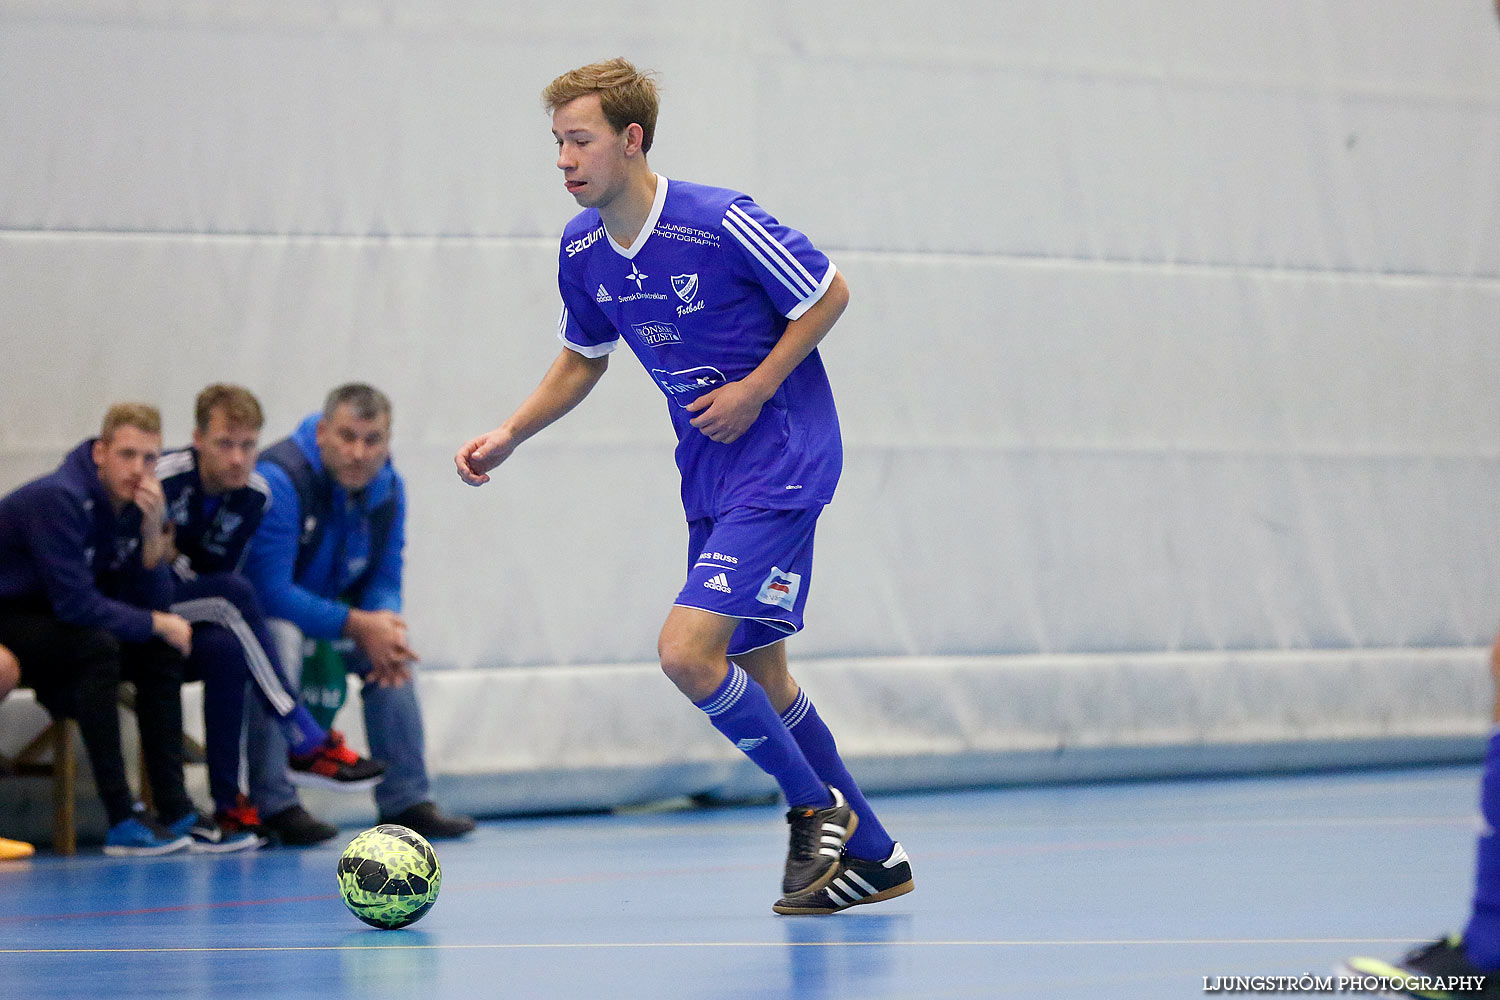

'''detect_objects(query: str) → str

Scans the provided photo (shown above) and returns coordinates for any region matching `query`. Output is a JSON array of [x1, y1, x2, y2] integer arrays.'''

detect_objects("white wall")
[[3, 1, 1499, 812]]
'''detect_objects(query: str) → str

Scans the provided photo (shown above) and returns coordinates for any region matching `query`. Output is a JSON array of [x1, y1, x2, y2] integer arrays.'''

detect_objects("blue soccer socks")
[[696, 663, 830, 810], [282, 703, 325, 757], [780, 688, 895, 863], [1465, 729, 1500, 969]]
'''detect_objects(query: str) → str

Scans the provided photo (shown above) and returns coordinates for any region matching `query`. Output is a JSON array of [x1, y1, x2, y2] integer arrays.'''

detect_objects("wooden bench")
[[0, 685, 206, 855], [5, 715, 77, 854]]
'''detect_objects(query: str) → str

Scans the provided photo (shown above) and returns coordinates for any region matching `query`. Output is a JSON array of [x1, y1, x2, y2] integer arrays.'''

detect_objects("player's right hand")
[[151, 611, 193, 658], [454, 429, 515, 486]]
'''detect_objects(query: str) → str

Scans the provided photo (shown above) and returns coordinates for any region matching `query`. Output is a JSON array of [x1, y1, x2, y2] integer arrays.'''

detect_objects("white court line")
[[0, 937, 1421, 955]]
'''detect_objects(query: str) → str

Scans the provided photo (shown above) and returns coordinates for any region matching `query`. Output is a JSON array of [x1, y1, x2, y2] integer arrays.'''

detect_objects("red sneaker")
[[214, 794, 268, 843]]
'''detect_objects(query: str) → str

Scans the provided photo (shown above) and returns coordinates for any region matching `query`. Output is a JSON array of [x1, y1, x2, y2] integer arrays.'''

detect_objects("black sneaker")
[[1342, 936, 1500, 998], [775, 842, 914, 915], [379, 801, 476, 839], [167, 810, 262, 854], [262, 805, 339, 847], [782, 785, 858, 896], [288, 730, 386, 792]]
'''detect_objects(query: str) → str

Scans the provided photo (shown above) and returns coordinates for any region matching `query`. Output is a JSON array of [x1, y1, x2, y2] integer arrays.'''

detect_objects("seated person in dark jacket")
[[0, 404, 251, 854], [243, 384, 474, 843], [159, 384, 385, 844], [0, 641, 35, 860]]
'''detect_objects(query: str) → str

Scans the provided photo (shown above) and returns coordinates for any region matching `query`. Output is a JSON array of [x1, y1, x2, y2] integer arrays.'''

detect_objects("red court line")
[[0, 827, 1261, 925]]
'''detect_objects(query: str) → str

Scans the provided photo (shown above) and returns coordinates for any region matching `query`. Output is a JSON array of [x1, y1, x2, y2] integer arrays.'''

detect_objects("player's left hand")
[[366, 655, 415, 689], [685, 380, 767, 444]]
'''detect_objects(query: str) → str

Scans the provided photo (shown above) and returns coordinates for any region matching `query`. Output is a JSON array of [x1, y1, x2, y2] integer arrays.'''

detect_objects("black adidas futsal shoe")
[[782, 785, 857, 895], [1341, 936, 1500, 998], [774, 842, 914, 915]]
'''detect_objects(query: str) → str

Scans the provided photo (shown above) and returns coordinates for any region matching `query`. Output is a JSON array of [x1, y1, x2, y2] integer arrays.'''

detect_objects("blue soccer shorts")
[[673, 505, 822, 657]]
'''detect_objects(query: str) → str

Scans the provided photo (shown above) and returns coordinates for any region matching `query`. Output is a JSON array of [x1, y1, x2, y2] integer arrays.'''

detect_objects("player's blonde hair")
[[542, 57, 660, 154], [99, 402, 161, 443], [195, 383, 264, 432]]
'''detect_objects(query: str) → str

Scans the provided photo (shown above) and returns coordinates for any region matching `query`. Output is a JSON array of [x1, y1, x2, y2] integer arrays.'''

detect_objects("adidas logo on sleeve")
[[703, 573, 732, 593]]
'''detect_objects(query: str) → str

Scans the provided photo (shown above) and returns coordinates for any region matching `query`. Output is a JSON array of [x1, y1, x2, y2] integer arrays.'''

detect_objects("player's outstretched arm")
[[455, 348, 609, 486]]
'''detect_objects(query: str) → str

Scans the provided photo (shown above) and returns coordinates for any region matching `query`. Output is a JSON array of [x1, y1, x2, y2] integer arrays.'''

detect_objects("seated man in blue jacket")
[[243, 384, 474, 842], [160, 383, 385, 846], [0, 403, 246, 854]]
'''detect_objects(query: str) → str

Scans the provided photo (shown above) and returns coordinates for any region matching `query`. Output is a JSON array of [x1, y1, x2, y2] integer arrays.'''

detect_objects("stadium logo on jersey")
[[756, 567, 802, 611], [595, 284, 612, 303], [650, 365, 726, 405], [565, 226, 604, 257], [632, 320, 682, 346], [627, 264, 648, 290]]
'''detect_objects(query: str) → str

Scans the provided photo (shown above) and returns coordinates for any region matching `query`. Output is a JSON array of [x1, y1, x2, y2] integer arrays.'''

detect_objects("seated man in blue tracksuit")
[[0, 403, 245, 855], [243, 383, 474, 842], [159, 384, 385, 846]]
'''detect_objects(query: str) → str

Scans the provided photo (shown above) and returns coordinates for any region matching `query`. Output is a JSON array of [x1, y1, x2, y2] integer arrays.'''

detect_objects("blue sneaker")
[[167, 811, 262, 853], [103, 816, 191, 857]]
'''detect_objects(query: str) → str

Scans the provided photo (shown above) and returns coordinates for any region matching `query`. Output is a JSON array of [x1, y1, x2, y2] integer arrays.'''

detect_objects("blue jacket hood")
[[289, 413, 398, 503], [243, 413, 406, 638]]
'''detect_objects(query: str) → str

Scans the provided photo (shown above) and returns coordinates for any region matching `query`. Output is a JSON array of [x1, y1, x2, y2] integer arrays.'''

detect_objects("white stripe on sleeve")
[[556, 304, 619, 357], [723, 204, 818, 298]]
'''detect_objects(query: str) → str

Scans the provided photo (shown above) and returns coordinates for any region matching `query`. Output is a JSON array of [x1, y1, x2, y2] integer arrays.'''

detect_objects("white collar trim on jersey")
[[606, 174, 668, 260]]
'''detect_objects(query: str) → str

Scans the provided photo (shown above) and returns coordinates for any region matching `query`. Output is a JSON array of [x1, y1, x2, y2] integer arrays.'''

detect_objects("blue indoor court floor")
[[0, 765, 1482, 999]]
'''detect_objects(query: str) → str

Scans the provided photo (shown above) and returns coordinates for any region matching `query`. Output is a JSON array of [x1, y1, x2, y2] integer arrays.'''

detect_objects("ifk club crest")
[[671, 273, 699, 304]]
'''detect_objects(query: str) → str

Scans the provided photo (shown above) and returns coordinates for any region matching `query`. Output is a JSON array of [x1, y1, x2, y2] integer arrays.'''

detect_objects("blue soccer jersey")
[[557, 177, 843, 520]]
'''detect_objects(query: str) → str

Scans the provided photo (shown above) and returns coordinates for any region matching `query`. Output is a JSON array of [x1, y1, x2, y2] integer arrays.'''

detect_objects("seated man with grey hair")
[[241, 384, 474, 844]]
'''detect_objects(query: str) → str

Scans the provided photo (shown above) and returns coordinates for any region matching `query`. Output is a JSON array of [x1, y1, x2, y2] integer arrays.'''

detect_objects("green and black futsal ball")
[[337, 824, 442, 929]]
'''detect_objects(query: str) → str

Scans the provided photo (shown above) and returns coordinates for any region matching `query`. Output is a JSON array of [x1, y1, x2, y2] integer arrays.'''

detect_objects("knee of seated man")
[[188, 624, 250, 678], [67, 625, 123, 672], [201, 572, 264, 618], [45, 628, 123, 712]]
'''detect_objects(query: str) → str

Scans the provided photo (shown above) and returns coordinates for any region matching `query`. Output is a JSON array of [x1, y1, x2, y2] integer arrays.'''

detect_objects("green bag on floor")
[[300, 640, 348, 730]]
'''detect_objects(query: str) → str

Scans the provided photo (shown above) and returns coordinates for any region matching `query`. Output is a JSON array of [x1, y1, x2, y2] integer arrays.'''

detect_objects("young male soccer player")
[[1341, 629, 1500, 996], [1338, 5, 1500, 994], [158, 385, 385, 842], [455, 58, 913, 913]]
